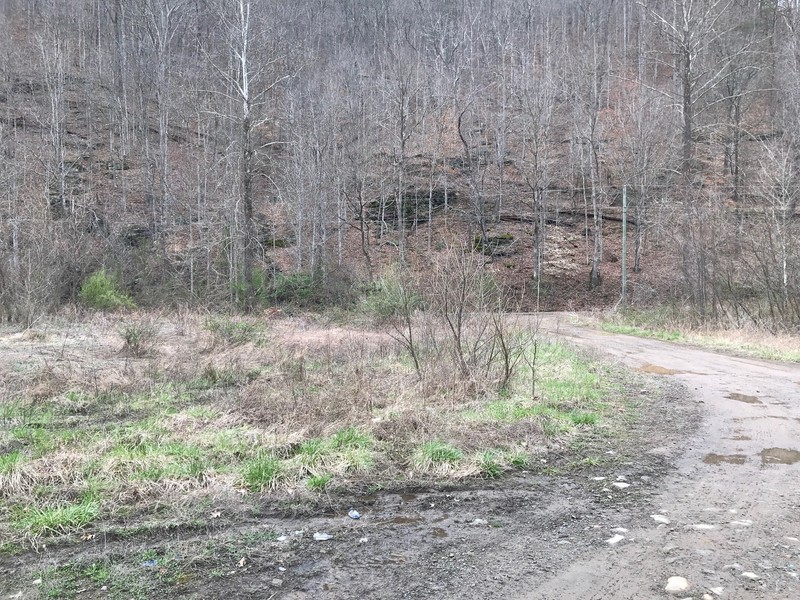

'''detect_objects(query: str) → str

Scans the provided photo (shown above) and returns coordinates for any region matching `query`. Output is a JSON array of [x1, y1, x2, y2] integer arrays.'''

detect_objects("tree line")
[[0, 0, 798, 326]]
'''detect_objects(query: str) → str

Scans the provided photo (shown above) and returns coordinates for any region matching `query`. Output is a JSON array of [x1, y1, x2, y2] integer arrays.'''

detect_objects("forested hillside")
[[0, 0, 798, 326]]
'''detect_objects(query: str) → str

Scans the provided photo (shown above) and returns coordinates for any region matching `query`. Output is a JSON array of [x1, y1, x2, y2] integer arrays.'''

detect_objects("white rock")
[[651, 514, 671, 524], [32, 579, 42, 585], [740, 572, 761, 580], [690, 524, 716, 531], [470, 518, 488, 526], [722, 564, 742, 571], [708, 588, 724, 596], [703, 595, 714, 600], [612, 482, 631, 489], [730, 519, 753, 527], [612, 527, 629, 533], [665, 576, 691, 594], [276, 535, 288, 542], [591, 476, 607, 481], [359, 537, 369, 543], [271, 578, 283, 587], [313, 532, 333, 541], [606, 534, 625, 545]]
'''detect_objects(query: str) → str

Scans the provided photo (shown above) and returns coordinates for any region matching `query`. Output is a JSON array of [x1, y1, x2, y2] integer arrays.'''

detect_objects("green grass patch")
[[14, 495, 100, 537], [413, 440, 463, 471], [307, 473, 334, 491], [242, 453, 284, 492], [600, 322, 684, 342]]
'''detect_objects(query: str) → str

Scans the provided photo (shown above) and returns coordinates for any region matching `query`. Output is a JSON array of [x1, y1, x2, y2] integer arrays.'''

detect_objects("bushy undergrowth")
[[79, 269, 135, 311]]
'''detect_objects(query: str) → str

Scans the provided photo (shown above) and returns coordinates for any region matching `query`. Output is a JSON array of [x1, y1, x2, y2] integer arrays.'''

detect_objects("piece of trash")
[[314, 532, 333, 541], [740, 572, 761, 580], [210, 510, 221, 519], [359, 537, 369, 543], [237, 557, 246, 567], [278, 566, 286, 572], [276, 535, 288, 542], [606, 534, 625, 545], [612, 482, 630, 489], [348, 509, 361, 520], [591, 477, 607, 481], [32, 579, 42, 586], [271, 578, 283, 587], [142, 559, 158, 568]]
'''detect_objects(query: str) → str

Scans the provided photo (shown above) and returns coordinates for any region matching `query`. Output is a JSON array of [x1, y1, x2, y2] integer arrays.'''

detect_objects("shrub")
[[79, 270, 135, 311], [120, 319, 159, 357]]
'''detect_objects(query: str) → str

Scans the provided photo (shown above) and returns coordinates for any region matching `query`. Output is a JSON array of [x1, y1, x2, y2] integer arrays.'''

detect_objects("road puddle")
[[727, 392, 761, 404], [760, 448, 800, 465], [431, 527, 448, 538], [637, 363, 682, 375], [703, 453, 747, 465]]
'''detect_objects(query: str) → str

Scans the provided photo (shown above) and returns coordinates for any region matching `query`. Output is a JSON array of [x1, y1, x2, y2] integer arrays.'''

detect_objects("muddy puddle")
[[703, 453, 747, 465], [637, 363, 683, 375], [760, 447, 800, 465], [727, 392, 761, 404]]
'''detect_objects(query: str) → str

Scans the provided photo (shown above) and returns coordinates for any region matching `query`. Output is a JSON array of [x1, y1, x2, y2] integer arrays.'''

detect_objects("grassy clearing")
[[0, 312, 625, 559], [597, 310, 800, 362]]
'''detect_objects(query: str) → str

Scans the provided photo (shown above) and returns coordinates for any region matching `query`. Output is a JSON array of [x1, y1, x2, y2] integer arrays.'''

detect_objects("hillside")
[[0, 0, 798, 327]]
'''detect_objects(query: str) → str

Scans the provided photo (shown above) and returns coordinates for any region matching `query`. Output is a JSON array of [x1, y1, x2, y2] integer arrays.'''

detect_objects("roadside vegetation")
[[0, 295, 624, 560], [596, 309, 800, 363]]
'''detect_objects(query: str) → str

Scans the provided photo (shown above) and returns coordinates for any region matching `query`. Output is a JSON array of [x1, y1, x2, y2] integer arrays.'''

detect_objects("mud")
[[760, 447, 800, 465], [726, 392, 761, 404], [636, 363, 683, 375], [703, 453, 747, 465]]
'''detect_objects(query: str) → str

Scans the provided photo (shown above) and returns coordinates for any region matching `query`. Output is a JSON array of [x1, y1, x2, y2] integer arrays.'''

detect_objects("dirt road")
[[520, 314, 800, 599]]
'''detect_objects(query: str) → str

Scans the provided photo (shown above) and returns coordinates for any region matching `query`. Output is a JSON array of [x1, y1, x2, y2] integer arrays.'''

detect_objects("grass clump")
[[477, 450, 502, 479], [242, 454, 284, 492], [204, 316, 260, 346], [413, 440, 463, 471], [120, 319, 159, 357], [79, 269, 135, 311], [14, 495, 100, 537], [306, 473, 334, 491]]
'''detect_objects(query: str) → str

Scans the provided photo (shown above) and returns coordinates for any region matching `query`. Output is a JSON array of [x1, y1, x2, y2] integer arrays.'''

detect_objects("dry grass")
[[0, 311, 620, 549], [595, 310, 800, 362]]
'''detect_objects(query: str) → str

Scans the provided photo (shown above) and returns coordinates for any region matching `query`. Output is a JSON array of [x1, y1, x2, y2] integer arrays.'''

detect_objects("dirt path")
[[519, 313, 800, 599]]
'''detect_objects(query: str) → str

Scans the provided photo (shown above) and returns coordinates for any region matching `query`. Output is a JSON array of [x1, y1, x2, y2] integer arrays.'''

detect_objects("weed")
[[83, 561, 111, 584]]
